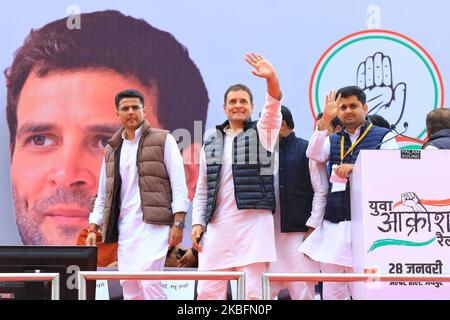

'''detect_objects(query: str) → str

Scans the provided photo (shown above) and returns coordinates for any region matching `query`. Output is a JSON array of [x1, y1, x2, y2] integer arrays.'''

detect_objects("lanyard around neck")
[[340, 123, 373, 163]]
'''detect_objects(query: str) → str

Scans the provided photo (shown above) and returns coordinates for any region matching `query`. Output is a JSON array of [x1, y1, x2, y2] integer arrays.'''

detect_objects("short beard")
[[12, 186, 92, 245], [13, 187, 45, 245]]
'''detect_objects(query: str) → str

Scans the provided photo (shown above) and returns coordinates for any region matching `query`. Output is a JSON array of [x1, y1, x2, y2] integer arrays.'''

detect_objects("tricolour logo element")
[[368, 192, 450, 252], [309, 30, 444, 149], [368, 237, 436, 253]]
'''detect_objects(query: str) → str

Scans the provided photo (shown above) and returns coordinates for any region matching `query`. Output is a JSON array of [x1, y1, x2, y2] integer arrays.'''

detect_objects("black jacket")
[[278, 132, 314, 232], [203, 119, 275, 225], [423, 129, 450, 149]]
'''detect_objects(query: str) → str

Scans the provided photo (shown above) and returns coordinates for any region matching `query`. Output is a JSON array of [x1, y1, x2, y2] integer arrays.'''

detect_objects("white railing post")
[[51, 274, 60, 300], [236, 272, 246, 300], [0, 273, 60, 300], [262, 274, 271, 300], [78, 271, 87, 300]]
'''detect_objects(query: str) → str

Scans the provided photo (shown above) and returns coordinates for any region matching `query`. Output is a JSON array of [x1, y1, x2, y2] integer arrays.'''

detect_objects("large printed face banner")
[[0, 1, 448, 248]]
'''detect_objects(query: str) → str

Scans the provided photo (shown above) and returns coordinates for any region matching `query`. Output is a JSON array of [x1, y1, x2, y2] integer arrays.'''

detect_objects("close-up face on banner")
[[0, 1, 448, 252], [3, 9, 208, 245]]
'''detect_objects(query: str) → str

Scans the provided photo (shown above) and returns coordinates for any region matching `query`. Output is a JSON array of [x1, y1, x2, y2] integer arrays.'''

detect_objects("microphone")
[[390, 122, 424, 144], [390, 121, 408, 132], [374, 122, 408, 149]]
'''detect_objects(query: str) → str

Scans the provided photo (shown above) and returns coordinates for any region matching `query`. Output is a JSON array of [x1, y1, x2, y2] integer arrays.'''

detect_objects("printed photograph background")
[[1, 0, 449, 245]]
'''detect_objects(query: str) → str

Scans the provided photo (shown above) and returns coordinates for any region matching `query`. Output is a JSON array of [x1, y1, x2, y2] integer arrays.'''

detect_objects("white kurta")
[[300, 126, 398, 267], [192, 93, 281, 271], [90, 125, 189, 272], [267, 148, 328, 299]]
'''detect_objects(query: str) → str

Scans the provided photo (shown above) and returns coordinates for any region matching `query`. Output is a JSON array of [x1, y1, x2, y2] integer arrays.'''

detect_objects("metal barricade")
[[0, 273, 60, 300], [78, 271, 245, 300], [262, 272, 450, 300]]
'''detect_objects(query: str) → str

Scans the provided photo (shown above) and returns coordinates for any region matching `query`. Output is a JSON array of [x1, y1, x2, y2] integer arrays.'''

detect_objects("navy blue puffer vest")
[[423, 129, 450, 149], [324, 121, 390, 223], [203, 119, 275, 224]]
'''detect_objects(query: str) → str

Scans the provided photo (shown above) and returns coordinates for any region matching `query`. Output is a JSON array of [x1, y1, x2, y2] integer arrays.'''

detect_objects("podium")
[[351, 150, 450, 299]]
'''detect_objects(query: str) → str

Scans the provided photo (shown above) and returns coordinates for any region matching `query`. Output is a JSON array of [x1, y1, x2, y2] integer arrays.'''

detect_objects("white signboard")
[[352, 150, 450, 299]]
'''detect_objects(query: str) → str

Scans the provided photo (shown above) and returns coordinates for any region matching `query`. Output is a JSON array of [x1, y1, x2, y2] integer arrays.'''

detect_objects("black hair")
[[223, 84, 253, 105], [316, 112, 342, 130], [426, 108, 450, 135], [368, 114, 391, 129], [115, 89, 145, 109], [281, 105, 295, 129], [336, 85, 366, 105], [331, 116, 343, 129]]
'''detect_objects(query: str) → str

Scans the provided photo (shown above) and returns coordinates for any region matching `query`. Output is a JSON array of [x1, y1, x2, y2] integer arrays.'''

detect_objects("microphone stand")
[[374, 123, 408, 149], [391, 122, 425, 144]]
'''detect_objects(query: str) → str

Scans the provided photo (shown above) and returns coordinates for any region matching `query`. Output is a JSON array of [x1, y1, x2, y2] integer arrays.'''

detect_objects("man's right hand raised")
[[318, 90, 341, 131], [244, 52, 281, 100]]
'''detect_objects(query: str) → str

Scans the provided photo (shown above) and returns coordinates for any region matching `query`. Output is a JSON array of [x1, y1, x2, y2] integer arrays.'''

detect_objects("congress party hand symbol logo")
[[309, 30, 444, 149], [357, 52, 407, 127]]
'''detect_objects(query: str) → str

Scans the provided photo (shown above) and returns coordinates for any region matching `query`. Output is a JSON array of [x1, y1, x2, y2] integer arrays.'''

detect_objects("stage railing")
[[0, 273, 60, 300], [78, 271, 245, 300], [262, 273, 450, 300]]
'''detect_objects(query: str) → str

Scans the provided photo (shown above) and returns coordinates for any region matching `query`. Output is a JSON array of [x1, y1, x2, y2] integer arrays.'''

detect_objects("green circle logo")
[[309, 30, 444, 149]]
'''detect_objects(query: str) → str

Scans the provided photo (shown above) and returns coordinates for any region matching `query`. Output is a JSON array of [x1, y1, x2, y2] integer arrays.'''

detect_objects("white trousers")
[[268, 252, 318, 300], [197, 262, 267, 300], [320, 263, 354, 300], [270, 278, 316, 300], [120, 255, 167, 300]]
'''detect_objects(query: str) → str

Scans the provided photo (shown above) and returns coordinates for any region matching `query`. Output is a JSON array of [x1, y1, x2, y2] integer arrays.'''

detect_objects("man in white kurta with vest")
[[300, 86, 398, 300], [86, 89, 189, 300], [191, 53, 282, 300]]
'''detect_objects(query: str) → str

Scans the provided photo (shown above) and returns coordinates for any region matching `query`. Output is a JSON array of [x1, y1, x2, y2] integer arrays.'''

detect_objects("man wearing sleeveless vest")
[[422, 108, 450, 149], [86, 89, 189, 300], [267, 106, 329, 300], [191, 53, 282, 300], [300, 86, 398, 300]]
